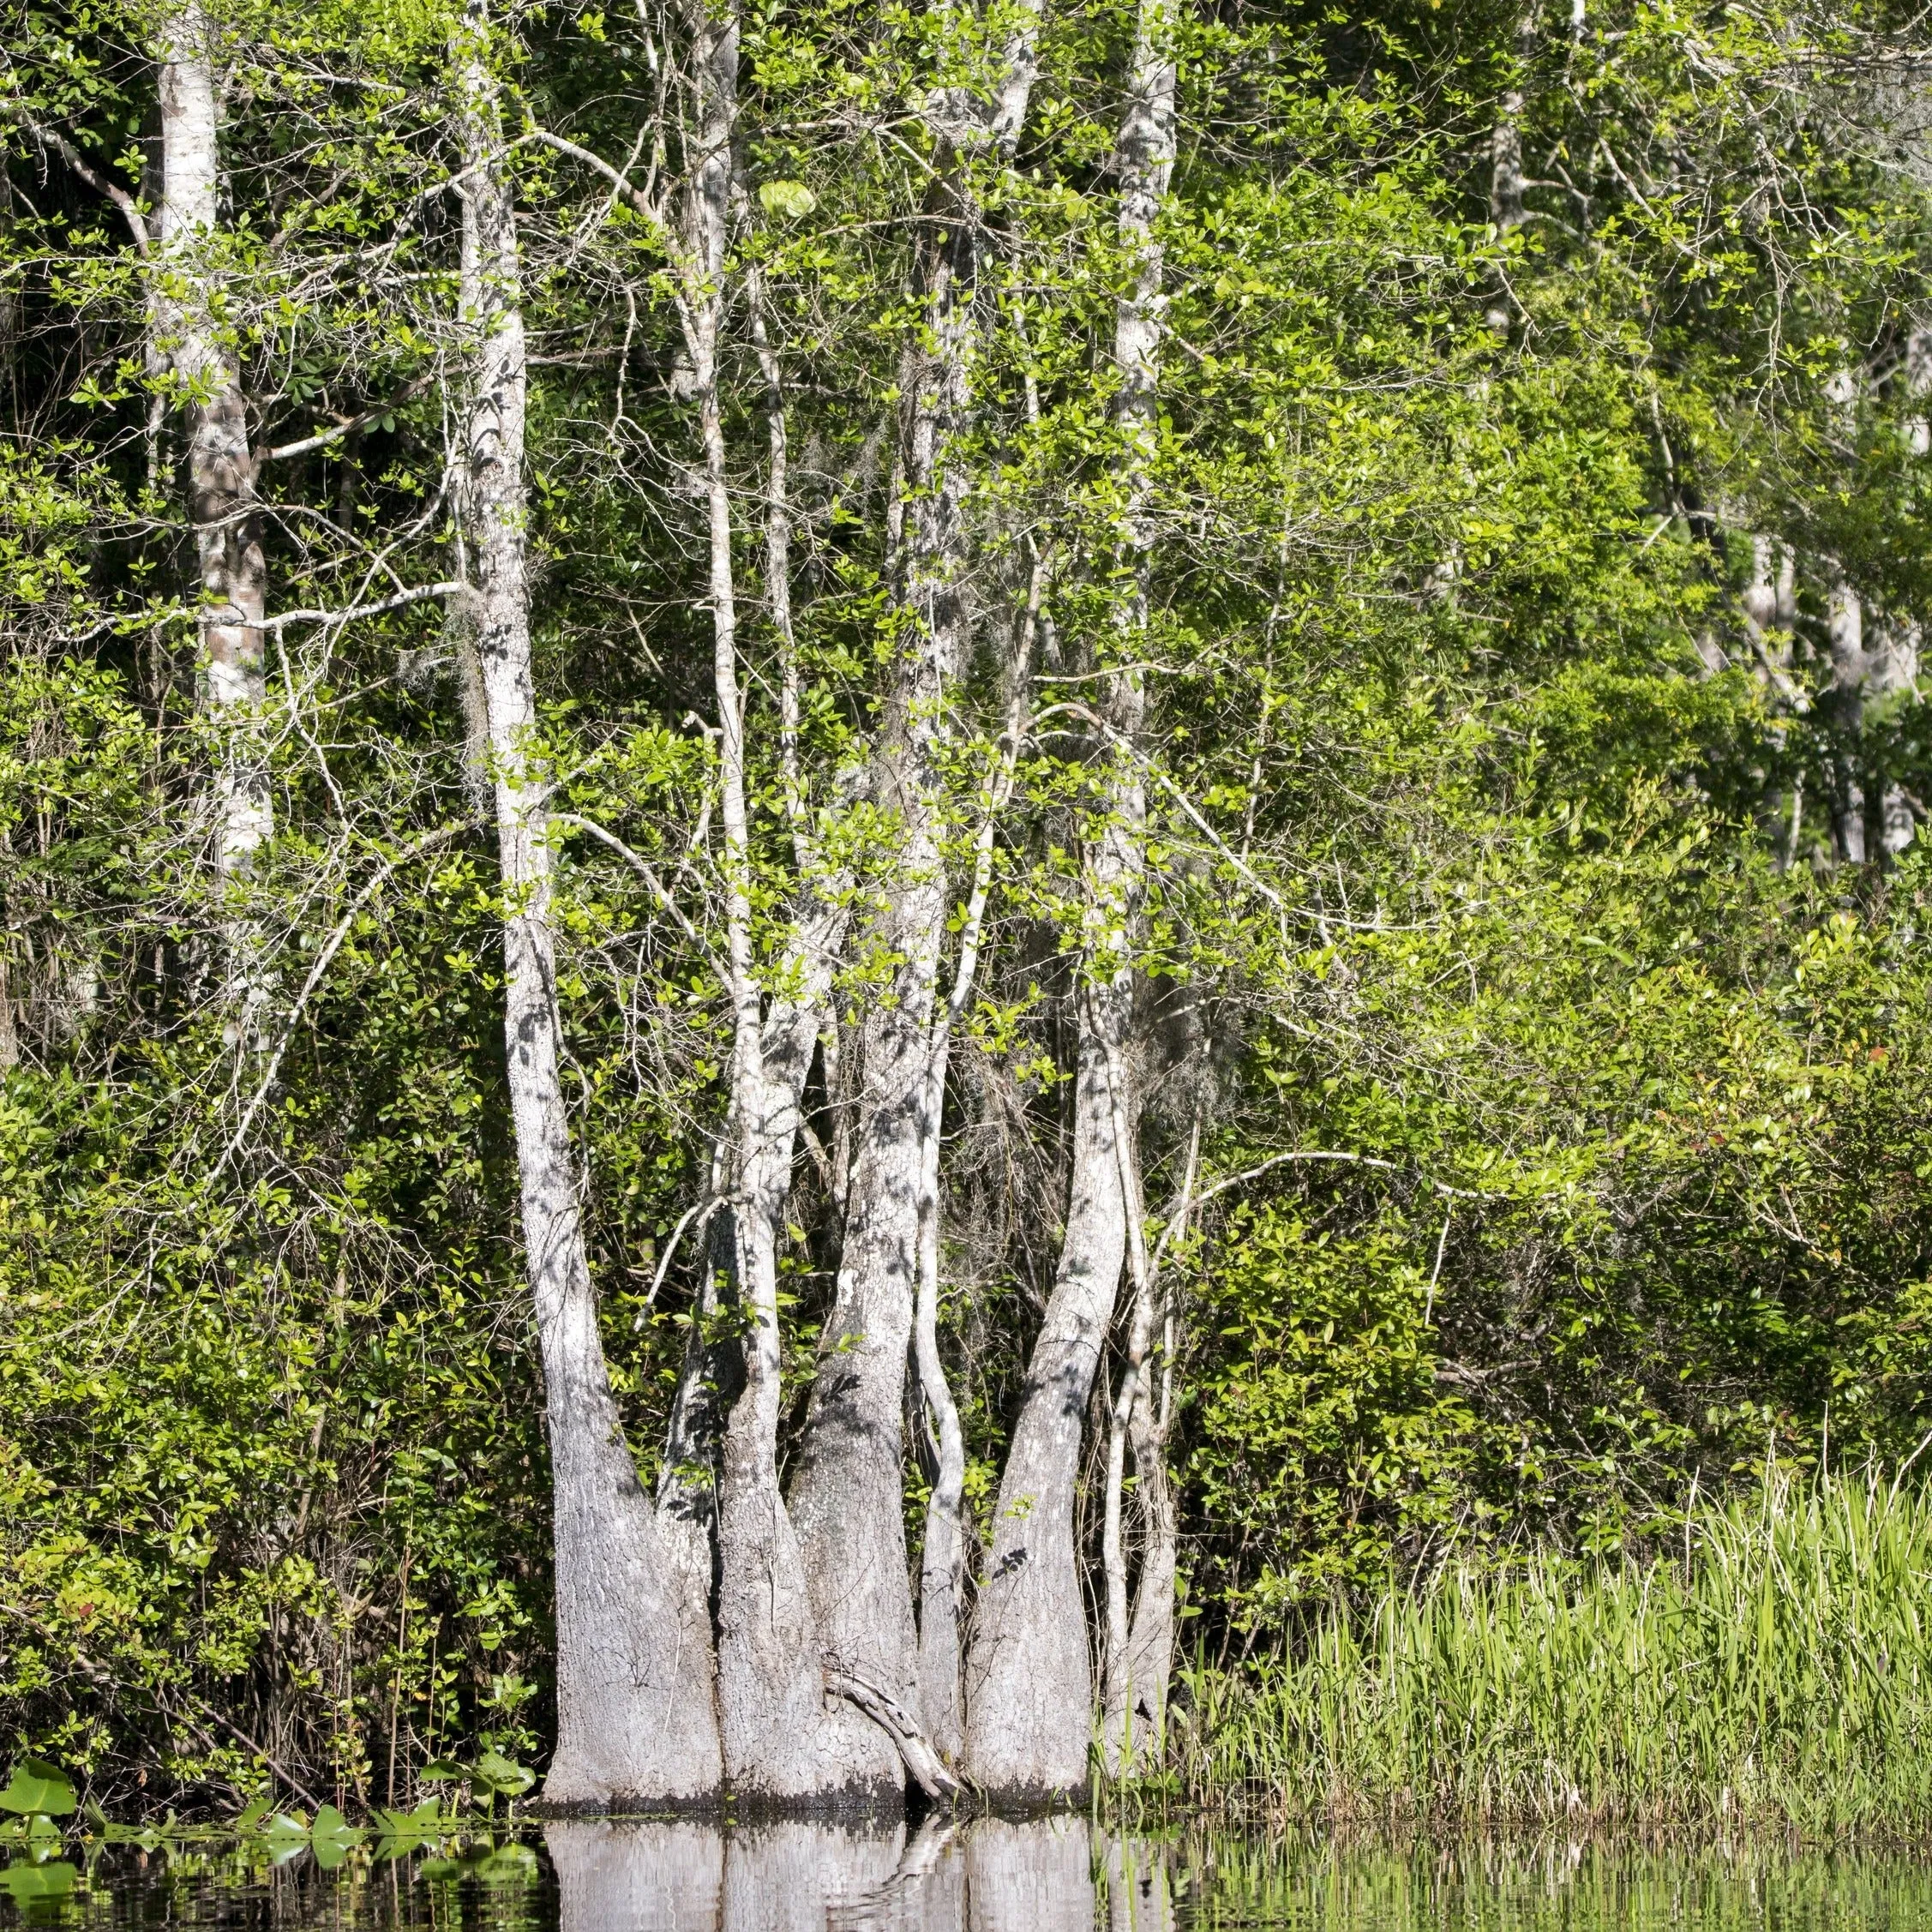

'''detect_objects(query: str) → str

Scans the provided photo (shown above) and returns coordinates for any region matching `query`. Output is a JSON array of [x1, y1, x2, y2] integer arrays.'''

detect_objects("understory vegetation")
[[1180, 1470, 1932, 1832], [3, 0, 1932, 1826]]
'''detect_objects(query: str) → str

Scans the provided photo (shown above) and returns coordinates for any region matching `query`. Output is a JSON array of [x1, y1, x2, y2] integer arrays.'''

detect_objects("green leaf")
[[1, 1861, 76, 1901], [235, 1797, 273, 1833], [309, 1805, 363, 1866], [417, 1759, 467, 1783], [757, 180, 816, 219], [0, 1763, 75, 1819], [470, 1749, 534, 1797]]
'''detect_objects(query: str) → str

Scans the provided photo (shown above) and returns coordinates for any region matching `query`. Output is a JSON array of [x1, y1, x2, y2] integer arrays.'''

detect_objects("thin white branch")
[[261, 582, 460, 631]]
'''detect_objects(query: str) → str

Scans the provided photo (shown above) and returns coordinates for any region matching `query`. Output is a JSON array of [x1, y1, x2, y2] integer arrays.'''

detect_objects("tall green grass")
[[1176, 1467, 1932, 1834]]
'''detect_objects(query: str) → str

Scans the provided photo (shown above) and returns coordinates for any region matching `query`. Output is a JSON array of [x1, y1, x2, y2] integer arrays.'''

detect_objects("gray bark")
[[963, 1013, 1133, 1799], [1827, 570, 1868, 865], [963, 0, 1170, 1801], [157, 5, 270, 884], [1101, 1121, 1197, 1778], [1871, 615, 1918, 858], [1875, 328, 1932, 859], [1821, 369, 1870, 865], [1099, 1057, 1177, 1772], [453, 4, 721, 1808], [912, 620, 1031, 1766], [677, 0, 899, 1801], [1485, 10, 1532, 333], [787, 0, 1045, 1739]]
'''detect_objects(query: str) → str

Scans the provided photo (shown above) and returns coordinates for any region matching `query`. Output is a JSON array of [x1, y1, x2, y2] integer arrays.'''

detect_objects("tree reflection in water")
[[545, 1815, 1169, 1932]]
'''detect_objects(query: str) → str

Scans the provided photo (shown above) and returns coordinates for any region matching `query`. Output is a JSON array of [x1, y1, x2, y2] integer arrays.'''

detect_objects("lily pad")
[[0, 1763, 75, 1819]]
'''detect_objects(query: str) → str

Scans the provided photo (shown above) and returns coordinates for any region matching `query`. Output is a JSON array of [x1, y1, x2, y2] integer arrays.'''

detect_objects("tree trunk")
[[912, 599, 1032, 1766], [1484, 9, 1533, 333], [1876, 327, 1931, 861], [1827, 569, 1867, 865], [1099, 1075, 1173, 1773], [963, 0, 1170, 1802], [1099, 3, 1179, 1772], [158, 9, 267, 871], [157, 3, 270, 1038], [786, 0, 1045, 1742], [452, 2, 721, 1809], [1871, 614, 1918, 858], [675, 0, 900, 1803]]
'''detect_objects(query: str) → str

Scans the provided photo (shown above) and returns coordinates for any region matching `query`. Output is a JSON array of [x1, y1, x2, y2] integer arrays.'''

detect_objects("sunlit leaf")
[[0, 1763, 75, 1819]]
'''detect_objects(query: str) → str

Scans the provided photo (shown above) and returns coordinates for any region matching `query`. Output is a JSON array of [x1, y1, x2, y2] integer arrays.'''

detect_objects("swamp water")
[[9, 1821, 1932, 1932]]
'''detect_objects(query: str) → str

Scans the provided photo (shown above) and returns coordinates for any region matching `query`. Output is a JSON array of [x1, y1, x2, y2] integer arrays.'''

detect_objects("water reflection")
[[27, 1817, 1932, 1932], [547, 1817, 1120, 1932]]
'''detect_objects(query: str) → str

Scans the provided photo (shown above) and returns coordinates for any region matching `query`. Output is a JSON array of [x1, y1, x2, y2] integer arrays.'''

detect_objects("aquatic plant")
[[1177, 1467, 1932, 1834]]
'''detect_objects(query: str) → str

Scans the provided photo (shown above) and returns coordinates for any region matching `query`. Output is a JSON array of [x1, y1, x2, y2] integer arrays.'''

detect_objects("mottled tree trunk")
[[157, 4, 270, 1034], [1827, 570, 1868, 866], [912, 609, 1031, 1766], [787, 0, 1044, 1743], [963, 0, 1171, 1802], [453, 3, 721, 1809], [1871, 615, 1918, 859], [678, 0, 900, 1802], [1484, 9, 1532, 333], [1097, 2, 1179, 1773], [1099, 1090, 1175, 1773]]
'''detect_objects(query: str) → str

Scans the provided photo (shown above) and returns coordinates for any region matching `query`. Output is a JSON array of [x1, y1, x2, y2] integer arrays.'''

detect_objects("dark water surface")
[[9, 1820, 1932, 1932]]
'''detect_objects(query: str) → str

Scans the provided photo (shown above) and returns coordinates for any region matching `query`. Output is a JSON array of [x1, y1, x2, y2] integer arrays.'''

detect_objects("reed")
[[1174, 1467, 1932, 1835]]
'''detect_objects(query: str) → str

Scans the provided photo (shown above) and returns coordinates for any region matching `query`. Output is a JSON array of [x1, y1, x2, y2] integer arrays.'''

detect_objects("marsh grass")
[[1172, 1467, 1932, 1836]]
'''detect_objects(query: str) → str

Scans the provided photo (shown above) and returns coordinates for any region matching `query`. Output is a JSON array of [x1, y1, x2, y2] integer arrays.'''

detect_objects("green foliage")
[[2, 0, 1931, 1820], [0, 1762, 74, 1819], [1179, 1467, 1932, 1832]]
